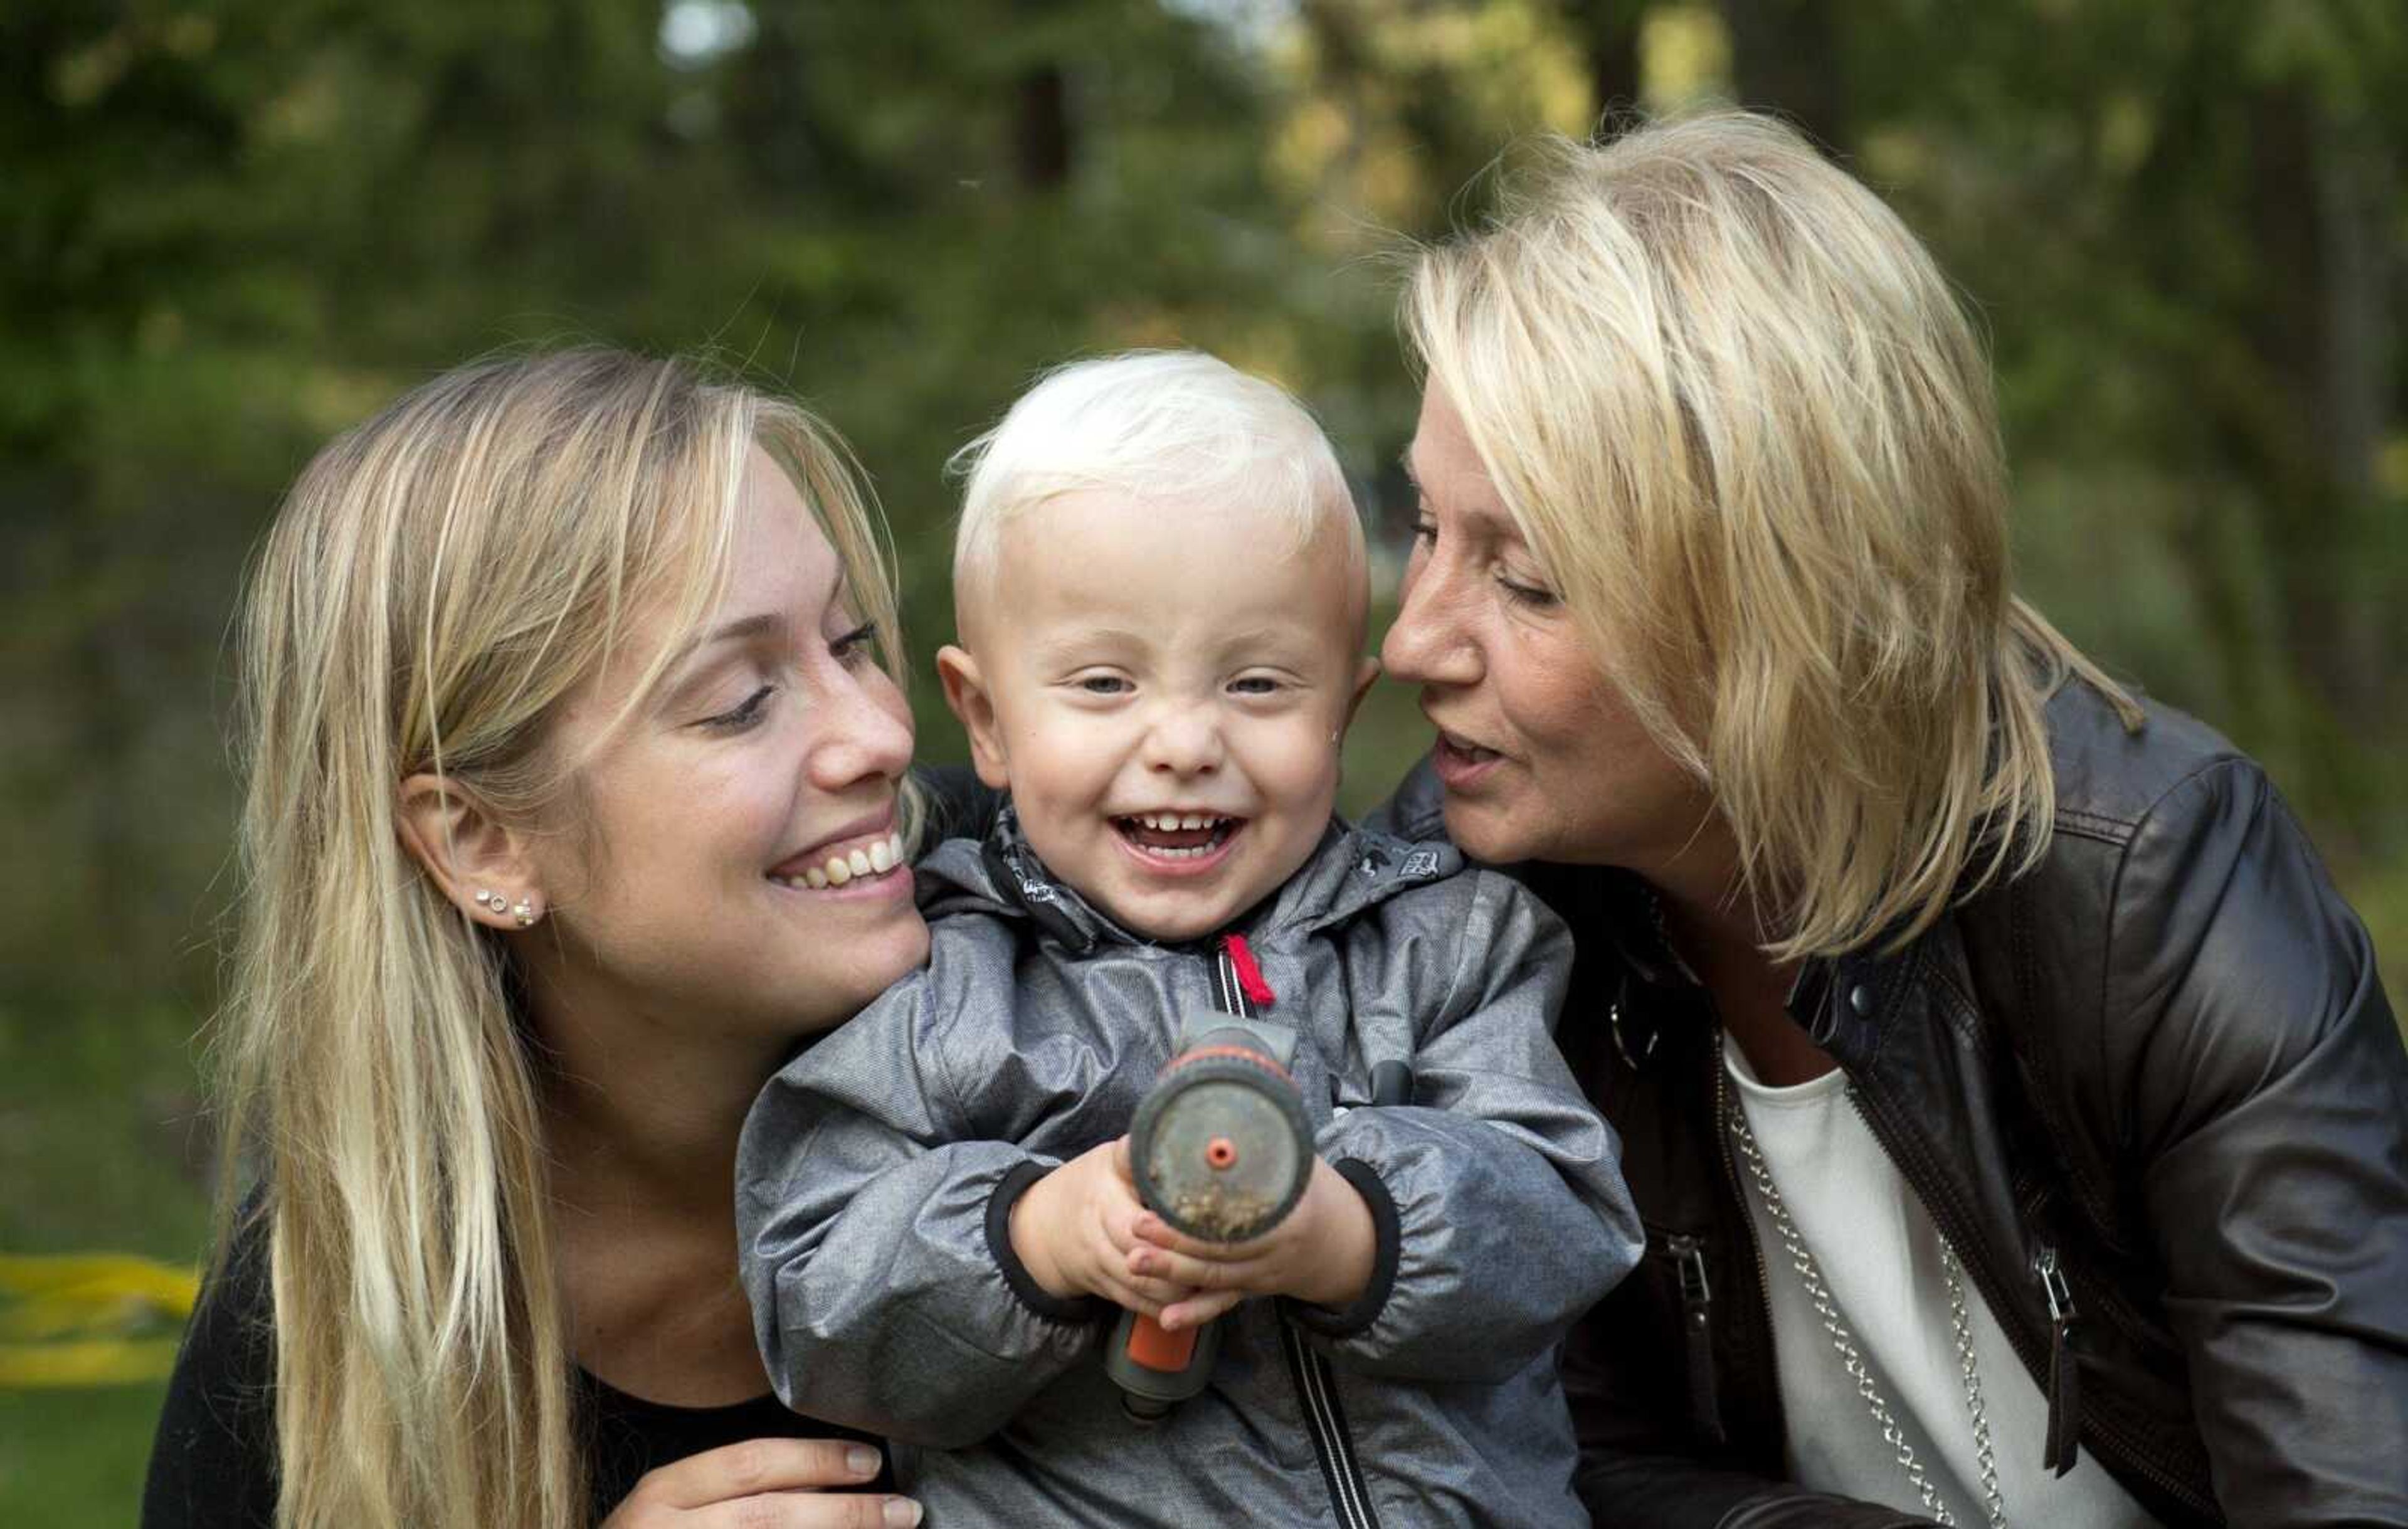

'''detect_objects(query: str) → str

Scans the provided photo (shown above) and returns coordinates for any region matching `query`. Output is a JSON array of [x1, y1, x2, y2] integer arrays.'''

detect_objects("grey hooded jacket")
[[737, 813, 1644, 1527]]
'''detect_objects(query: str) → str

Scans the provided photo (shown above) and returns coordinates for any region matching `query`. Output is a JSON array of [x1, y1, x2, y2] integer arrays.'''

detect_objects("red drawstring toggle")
[[1220, 933, 1275, 1007]]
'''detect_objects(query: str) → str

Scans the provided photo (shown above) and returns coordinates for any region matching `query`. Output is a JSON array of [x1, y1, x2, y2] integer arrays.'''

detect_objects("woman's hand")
[[601, 1439, 921, 1528], [1127, 1156, 1376, 1331], [1010, 1138, 1201, 1315]]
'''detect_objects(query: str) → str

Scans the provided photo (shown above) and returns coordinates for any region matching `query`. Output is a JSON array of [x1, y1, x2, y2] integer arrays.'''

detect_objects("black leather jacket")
[[1380, 680, 2408, 1528]]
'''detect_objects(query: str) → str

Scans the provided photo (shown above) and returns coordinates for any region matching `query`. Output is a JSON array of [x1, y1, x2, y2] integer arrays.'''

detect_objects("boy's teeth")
[[1134, 812, 1220, 831]]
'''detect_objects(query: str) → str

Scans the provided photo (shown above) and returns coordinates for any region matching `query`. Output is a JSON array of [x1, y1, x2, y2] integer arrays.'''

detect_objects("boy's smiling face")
[[939, 489, 1375, 943]]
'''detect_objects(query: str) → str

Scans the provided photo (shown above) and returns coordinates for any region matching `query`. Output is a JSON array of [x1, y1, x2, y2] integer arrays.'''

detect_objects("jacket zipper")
[[1279, 1316, 1382, 1529], [1208, 943, 1382, 1529], [1666, 1234, 1724, 1444], [1842, 1085, 2219, 1521], [2034, 1245, 2083, 1476]]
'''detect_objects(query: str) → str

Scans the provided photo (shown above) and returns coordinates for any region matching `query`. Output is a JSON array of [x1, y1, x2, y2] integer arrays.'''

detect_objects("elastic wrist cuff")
[[985, 1160, 1109, 1325], [1282, 1158, 1400, 1340]]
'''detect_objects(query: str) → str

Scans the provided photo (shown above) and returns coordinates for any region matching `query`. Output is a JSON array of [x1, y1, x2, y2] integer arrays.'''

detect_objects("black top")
[[140, 768, 1003, 1527], [140, 1214, 889, 1527]]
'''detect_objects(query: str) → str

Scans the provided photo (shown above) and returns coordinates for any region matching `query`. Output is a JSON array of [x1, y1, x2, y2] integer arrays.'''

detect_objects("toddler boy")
[[737, 351, 1641, 1526]]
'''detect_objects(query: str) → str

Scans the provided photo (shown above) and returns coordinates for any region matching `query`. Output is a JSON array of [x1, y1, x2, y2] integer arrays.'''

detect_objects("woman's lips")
[[1432, 729, 1504, 788]]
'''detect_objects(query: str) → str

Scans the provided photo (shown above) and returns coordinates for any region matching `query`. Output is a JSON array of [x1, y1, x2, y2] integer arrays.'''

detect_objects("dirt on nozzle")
[[1169, 1186, 1276, 1242]]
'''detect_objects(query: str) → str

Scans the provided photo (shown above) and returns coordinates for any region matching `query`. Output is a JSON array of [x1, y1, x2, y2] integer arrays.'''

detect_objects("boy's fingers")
[[1094, 1271, 1169, 1318], [1159, 1289, 1245, 1330], [1118, 1265, 1195, 1307], [1101, 1197, 1147, 1254], [1133, 1214, 1274, 1263], [1110, 1136, 1136, 1184], [1131, 1244, 1262, 1292], [1126, 1244, 1190, 1283], [1130, 1214, 1206, 1254]]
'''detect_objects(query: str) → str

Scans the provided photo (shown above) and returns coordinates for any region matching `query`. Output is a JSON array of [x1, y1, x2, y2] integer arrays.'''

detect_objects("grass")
[[0, 1384, 174, 1525], [0, 999, 214, 1527]]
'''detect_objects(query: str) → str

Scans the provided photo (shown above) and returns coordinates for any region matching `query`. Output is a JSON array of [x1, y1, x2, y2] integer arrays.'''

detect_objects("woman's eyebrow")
[[709, 611, 786, 644], [665, 611, 786, 677]]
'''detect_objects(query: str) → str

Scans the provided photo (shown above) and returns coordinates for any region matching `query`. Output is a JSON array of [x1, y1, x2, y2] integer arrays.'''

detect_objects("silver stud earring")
[[473, 889, 498, 909], [512, 896, 539, 928]]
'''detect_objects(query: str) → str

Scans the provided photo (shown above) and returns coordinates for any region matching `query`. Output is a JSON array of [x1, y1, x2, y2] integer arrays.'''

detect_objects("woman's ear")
[[936, 643, 1013, 791], [396, 773, 546, 929]]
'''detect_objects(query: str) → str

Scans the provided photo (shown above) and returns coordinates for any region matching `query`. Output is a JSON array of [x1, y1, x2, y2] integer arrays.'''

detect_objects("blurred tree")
[[1819, 0, 2407, 854], [0, 0, 2399, 1017], [1721, 0, 1843, 148]]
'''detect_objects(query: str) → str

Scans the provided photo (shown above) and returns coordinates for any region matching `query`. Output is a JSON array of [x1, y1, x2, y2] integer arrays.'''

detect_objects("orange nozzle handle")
[[1123, 1313, 1200, 1373]]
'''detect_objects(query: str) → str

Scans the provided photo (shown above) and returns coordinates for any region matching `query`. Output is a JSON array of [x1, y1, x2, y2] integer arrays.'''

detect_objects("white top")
[[1723, 1035, 2160, 1528]]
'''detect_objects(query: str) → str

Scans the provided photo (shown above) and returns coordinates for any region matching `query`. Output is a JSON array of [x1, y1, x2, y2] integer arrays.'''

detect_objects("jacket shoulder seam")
[[1434, 868, 1506, 1025], [2054, 805, 2135, 842], [2095, 755, 2266, 1152], [920, 918, 1011, 1132]]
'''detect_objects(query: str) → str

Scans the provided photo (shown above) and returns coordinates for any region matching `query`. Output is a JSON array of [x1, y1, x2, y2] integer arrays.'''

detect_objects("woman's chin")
[[1439, 793, 1534, 865], [778, 914, 931, 1037]]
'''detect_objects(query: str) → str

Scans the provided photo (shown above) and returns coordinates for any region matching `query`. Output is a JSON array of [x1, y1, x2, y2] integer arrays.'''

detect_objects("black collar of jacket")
[[1555, 862, 1912, 1068]]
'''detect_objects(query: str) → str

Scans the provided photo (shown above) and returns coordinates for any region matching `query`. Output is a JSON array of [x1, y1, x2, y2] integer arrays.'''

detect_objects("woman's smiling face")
[[1381, 384, 1710, 872], [529, 447, 927, 1040]]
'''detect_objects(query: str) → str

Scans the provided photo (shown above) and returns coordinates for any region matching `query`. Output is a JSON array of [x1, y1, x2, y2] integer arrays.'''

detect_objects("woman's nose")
[[808, 667, 915, 790], [1381, 553, 1481, 688], [1142, 702, 1224, 777]]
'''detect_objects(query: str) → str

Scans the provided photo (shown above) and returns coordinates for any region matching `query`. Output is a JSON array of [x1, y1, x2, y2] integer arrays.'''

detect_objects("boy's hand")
[[1124, 1156, 1376, 1331], [1010, 1138, 1201, 1316]]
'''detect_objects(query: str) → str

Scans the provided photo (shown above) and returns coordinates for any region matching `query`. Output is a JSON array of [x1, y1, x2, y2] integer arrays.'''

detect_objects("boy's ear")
[[936, 643, 1013, 791], [1343, 655, 1382, 731], [396, 773, 544, 929]]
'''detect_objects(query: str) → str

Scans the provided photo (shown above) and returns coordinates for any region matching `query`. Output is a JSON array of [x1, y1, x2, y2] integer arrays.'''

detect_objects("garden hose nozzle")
[[1105, 1012, 1314, 1422]]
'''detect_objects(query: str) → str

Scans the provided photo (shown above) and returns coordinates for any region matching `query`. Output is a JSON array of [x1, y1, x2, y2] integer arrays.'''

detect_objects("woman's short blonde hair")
[[1405, 111, 2134, 960], [219, 347, 904, 1529]]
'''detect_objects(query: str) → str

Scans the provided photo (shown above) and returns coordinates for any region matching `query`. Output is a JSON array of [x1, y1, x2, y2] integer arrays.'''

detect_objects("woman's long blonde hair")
[[1406, 111, 2137, 961], [216, 348, 906, 1529]]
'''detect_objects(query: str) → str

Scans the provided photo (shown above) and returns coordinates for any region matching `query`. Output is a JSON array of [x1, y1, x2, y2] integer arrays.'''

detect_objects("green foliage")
[[1, 0, 2397, 1054]]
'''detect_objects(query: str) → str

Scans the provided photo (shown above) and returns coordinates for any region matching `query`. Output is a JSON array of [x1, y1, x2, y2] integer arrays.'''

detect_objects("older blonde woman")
[[1378, 114, 2408, 1528], [143, 350, 951, 1529]]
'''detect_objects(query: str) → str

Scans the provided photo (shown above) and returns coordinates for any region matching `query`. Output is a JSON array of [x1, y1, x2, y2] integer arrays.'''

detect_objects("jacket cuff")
[[985, 1160, 1109, 1325], [1282, 1158, 1400, 1340]]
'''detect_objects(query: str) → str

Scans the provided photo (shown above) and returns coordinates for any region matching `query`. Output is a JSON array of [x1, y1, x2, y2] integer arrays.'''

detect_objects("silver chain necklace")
[[1728, 1103, 2007, 1529]]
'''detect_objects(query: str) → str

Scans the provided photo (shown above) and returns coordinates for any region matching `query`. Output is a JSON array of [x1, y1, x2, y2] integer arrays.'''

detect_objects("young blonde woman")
[[142, 349, 958, 1529], [1376, 114, 2408, 1527]]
